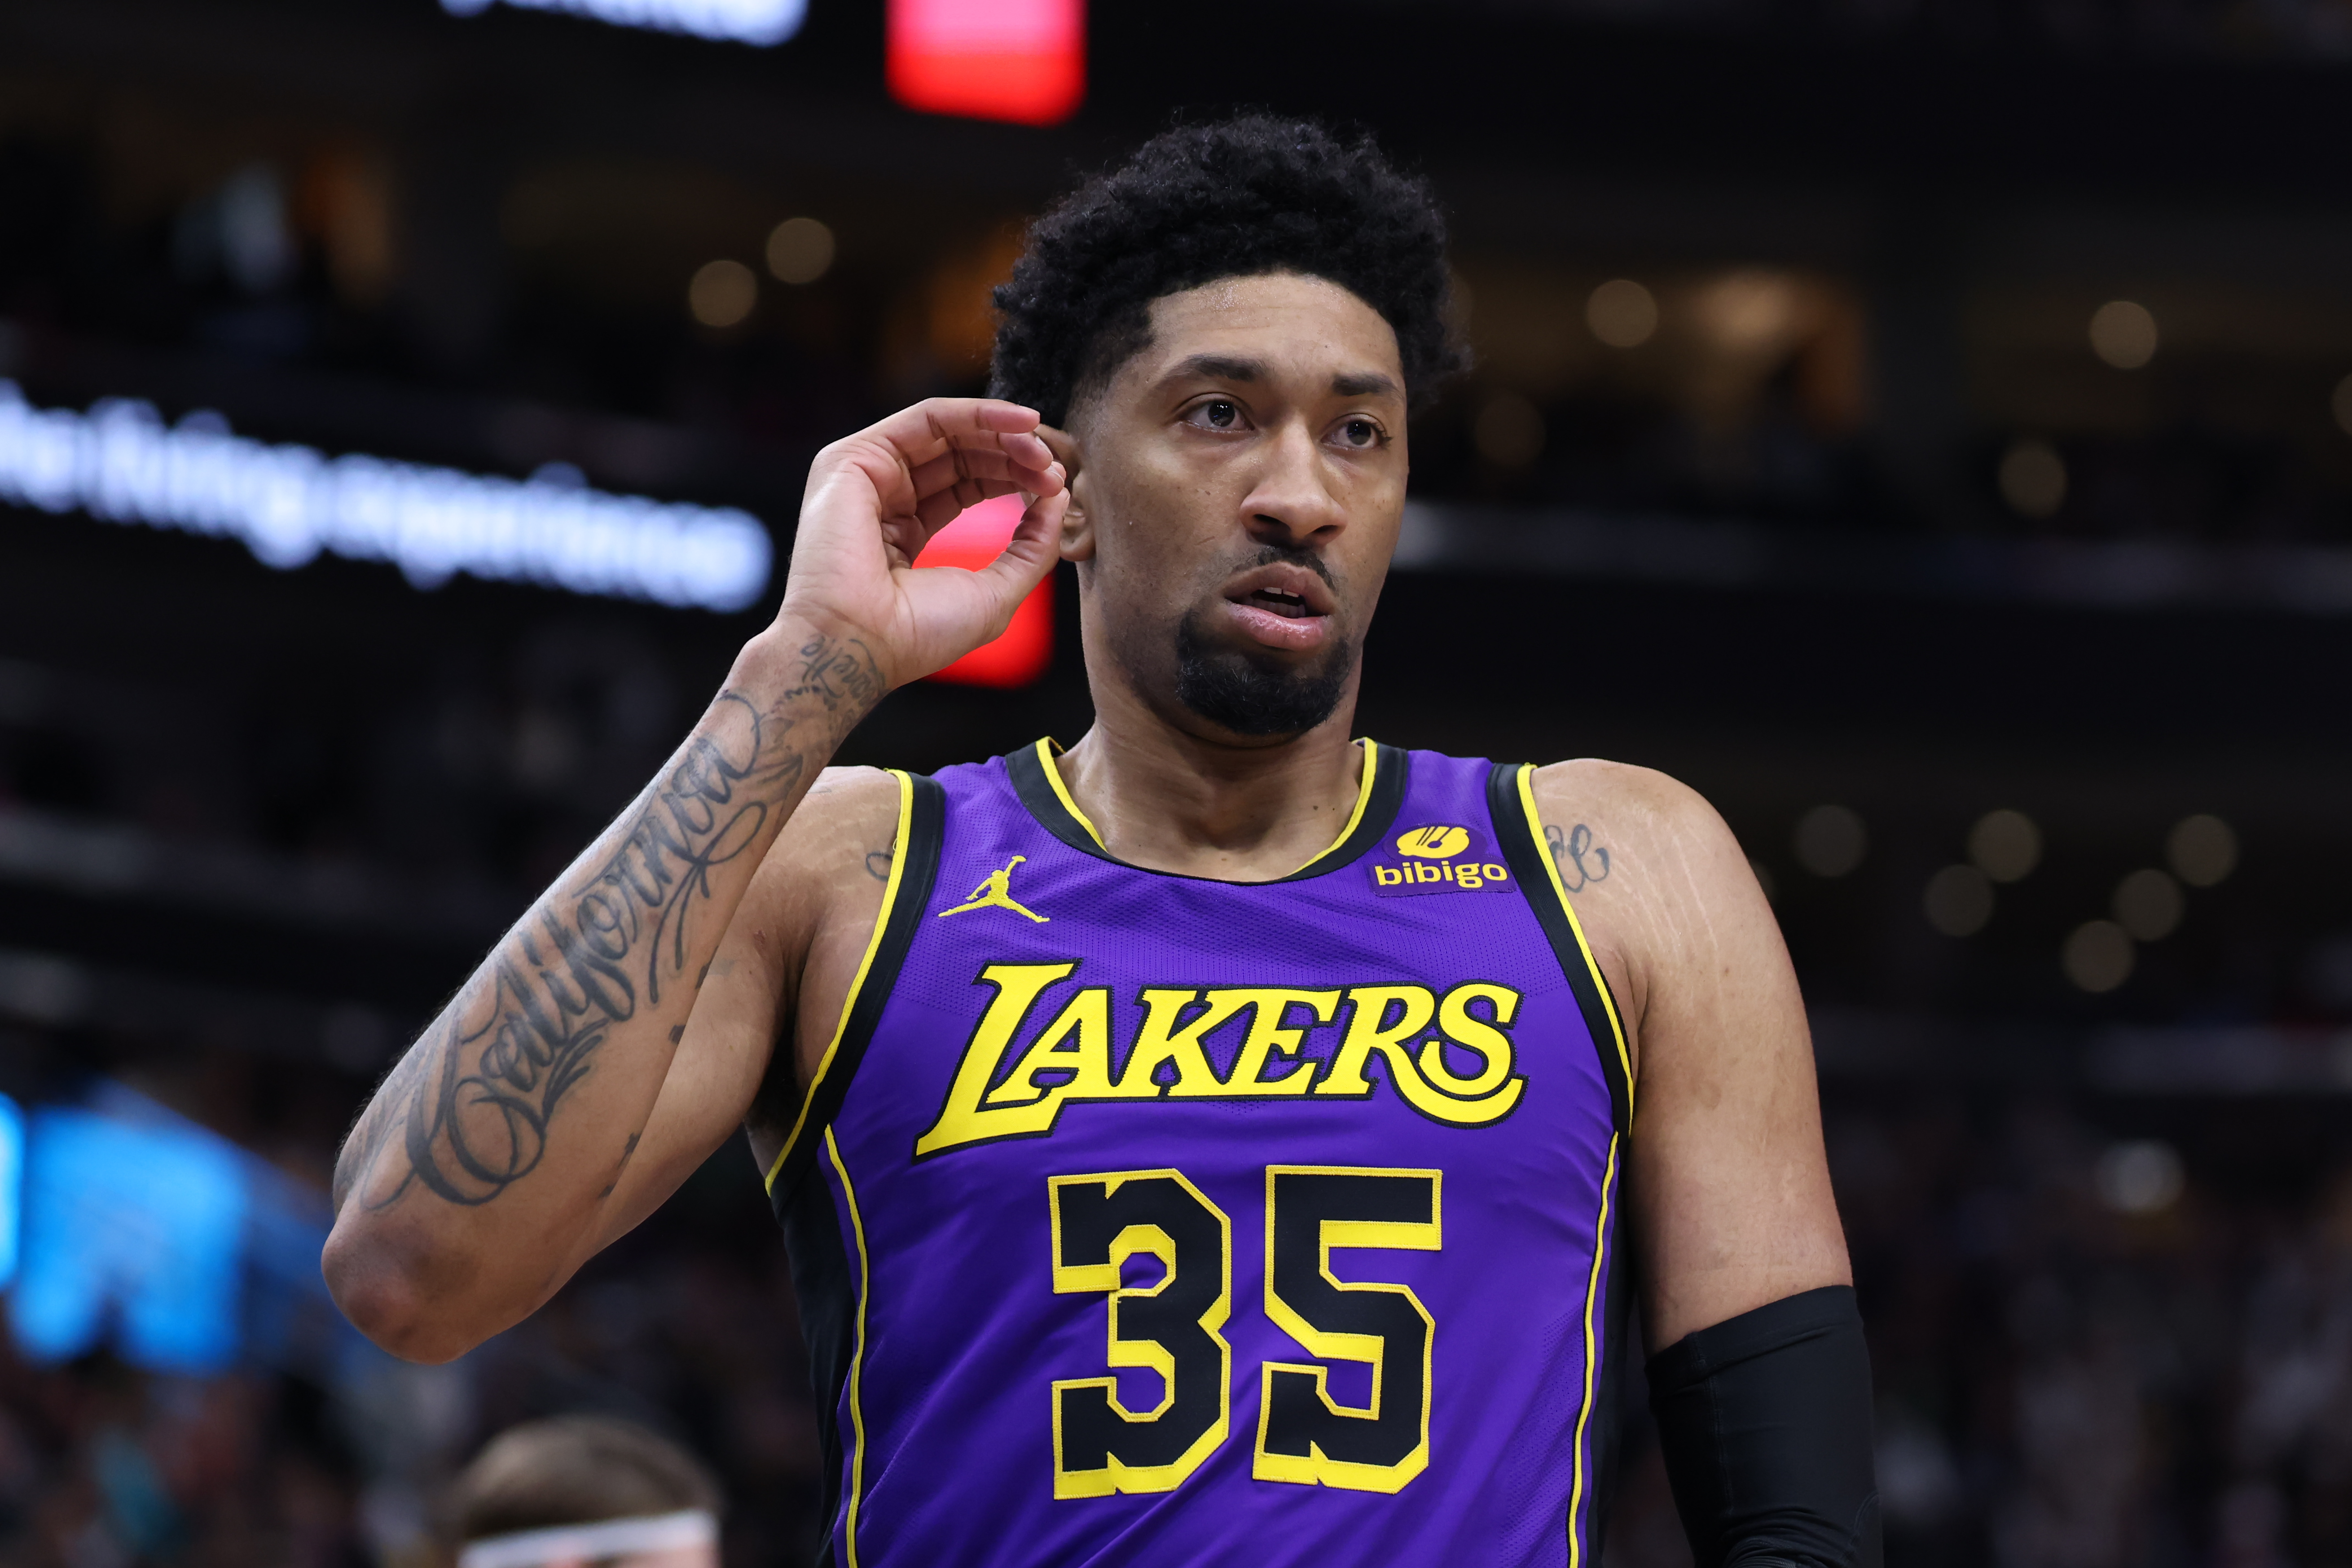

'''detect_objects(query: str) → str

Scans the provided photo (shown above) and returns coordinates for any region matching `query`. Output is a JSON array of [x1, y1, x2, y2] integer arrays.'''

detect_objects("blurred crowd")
[[0, 1125, 825, 1568], [1613, 1090, 2352, 1568], [1846, 1094, 2352, 1568]]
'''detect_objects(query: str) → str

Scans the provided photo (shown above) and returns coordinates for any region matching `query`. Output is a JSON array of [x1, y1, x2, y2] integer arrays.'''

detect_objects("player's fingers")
[[906, 447, 1059, 504], [969, 400, 1045, 431], [950, 493, 1063, 634], [862, 397, 1049, 474], [912, 482, 1020, 534], [992, 428, 1056, 474], [1034, 422, 1078, 469]]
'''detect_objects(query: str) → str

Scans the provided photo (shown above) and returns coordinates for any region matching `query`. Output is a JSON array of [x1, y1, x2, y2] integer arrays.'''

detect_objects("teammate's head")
[[991, 116, 1464, 746], [448, 1414, 722, 1568]]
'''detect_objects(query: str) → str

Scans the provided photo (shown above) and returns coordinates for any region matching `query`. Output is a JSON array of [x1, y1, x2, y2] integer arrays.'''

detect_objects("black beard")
[[1172, 610, 1358, 738]]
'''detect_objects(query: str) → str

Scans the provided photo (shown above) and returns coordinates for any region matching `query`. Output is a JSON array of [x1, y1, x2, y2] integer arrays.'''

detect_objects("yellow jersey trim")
[[824, 1127, 875, 1568], [1513, 764, 1634, 1113], [1034, 738, 1107, 849], [1032, 737, 1375, 876], [1283, 738, 1377, 878], [766, 769, 916, 1192], [1566, 1134, 1620, 1568]]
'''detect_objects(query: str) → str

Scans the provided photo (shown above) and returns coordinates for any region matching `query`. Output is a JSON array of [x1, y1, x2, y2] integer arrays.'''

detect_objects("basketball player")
[[328, 118, 1878, 1566]]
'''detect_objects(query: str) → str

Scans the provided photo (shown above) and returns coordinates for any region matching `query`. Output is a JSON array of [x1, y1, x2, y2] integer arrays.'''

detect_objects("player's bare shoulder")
[[1526, 756, 1752, 902], [1526, 759, 1779, 1061]]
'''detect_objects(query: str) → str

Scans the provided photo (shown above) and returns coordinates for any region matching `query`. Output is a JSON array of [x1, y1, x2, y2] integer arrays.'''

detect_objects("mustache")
[[1229, 543, 1337, 592]]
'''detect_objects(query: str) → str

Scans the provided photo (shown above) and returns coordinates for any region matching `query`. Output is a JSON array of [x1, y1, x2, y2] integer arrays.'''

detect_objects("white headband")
[[458, 1509, 718, 1568]]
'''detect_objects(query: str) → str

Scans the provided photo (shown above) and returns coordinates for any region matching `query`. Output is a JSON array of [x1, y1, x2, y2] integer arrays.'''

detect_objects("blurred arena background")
[[2, 0, 2351, 1563]]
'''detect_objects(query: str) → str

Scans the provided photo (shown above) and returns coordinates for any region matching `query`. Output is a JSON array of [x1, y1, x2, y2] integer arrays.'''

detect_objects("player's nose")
[[1239, 419, 1346, 549]]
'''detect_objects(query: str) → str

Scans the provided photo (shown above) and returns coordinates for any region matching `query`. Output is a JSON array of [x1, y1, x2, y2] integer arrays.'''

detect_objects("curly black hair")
[[989, 115, 1467, 429]]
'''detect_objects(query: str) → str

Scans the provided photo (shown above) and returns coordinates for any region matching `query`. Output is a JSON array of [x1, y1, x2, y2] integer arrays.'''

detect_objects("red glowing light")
[[914, 493, 1055, 688], [887, 0, 1085, 128]]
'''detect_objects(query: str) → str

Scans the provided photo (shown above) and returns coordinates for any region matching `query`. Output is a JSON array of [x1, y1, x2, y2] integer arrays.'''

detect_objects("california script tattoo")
[[338, 639, 883, 1212], [1544, 821, 1613, 893]]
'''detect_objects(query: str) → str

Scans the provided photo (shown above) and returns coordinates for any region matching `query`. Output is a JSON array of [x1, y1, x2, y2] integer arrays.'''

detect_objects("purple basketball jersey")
[[766, 741, 1633, 1568]]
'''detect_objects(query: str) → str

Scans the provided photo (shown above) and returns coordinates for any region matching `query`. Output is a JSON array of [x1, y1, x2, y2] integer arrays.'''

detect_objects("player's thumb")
[[969, 488, 1064, 632]]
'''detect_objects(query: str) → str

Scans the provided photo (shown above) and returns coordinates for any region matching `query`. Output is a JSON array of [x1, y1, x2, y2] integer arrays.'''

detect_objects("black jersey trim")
[[778, 1133, 880, 1568], [1282, 741, 1408, 881], [1006, 737, 1410, 884], [1568, 1135, 1622, 1567], [1007, 739, 1107, 861], [776, 1164, 853, 1568], [1487, 762, 1634, 1136], [1581, 1160, 1636, 1565], [765, 769, 945, 1204]]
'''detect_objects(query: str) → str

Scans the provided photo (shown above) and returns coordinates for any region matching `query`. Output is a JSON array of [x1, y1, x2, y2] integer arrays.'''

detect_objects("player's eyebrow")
[[1165, 353, 1267, 383], [1332, 370, 1401, 399]]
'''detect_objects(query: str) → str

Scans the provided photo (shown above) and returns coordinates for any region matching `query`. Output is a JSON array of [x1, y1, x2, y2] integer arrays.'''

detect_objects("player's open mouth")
[[1245, 589, 1312, 619], [1219, 564, 1335, 652]]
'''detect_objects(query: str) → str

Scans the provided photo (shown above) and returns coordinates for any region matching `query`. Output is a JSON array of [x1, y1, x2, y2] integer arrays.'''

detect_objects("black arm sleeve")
[[1646, 1284, 1882, 1568]]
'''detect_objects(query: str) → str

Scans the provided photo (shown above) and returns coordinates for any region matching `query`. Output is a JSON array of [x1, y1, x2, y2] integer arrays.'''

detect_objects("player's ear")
[[1038, 423, 1094, 563]]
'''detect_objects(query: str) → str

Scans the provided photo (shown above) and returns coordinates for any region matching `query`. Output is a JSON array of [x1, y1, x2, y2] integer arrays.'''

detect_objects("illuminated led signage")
[[914, 492, 1053, 686], [0, 382, 772, 614], [440, 0, 805, 46], [888, 0, 1085, 127]]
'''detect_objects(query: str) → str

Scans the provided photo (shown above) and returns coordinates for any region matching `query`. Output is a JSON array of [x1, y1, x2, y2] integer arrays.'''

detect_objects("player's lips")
[[1219, 564, 1334, 652]]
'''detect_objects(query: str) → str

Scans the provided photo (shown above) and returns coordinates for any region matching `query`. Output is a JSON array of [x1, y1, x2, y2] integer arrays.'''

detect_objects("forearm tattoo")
[[336, 635, 882, 1212]]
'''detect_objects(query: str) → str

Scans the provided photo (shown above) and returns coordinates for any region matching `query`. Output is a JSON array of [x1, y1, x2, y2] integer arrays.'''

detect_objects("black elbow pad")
[[1647, 1285, 1882, 1568]]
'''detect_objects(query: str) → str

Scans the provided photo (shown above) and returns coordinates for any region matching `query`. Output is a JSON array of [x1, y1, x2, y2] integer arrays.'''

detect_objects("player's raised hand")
[[778, 397, 1068, 688]]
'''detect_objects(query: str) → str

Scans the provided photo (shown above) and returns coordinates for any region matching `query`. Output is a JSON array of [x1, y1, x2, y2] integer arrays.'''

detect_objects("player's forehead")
[[1118, 272, 1405, 407]]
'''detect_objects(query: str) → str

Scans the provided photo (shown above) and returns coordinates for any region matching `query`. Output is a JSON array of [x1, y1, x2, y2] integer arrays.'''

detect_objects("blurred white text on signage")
[[440, 0, 805, 46], [0, 382, 773, 614]]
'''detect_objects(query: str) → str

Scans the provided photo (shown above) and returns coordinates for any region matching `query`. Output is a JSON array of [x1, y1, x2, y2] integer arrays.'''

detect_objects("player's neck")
[[1054, 676, 1366, 883]]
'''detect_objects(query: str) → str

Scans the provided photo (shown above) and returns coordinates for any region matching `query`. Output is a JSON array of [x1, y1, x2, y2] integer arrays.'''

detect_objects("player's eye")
[[1333, 417, 1386, 450], [1183, 399, 1248, 432]]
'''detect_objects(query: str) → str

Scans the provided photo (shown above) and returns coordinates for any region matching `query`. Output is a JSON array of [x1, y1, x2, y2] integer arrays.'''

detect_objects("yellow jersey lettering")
[[1418, 983, 1521, 1100], [1125, 988, 1253, 1096], [917, 969, 1526, 1156], [1384, 981, 1523, 1124], [985, 986, 1118, 1107], [1320, 983, 1524, 1125], [1318, 986, 1438, 1097], [914, 962, 1077, 1155], [1222, 989, 1342, 1095]]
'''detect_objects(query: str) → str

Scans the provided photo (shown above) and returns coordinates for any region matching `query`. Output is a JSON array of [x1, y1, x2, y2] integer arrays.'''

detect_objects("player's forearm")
[[322, 619, 883, 1361]]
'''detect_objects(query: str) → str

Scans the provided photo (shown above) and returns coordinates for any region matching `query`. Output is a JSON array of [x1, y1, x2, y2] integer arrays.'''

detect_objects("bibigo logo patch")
[[1367, 823, 1511, 898], [1394, 824, 1469, 859]]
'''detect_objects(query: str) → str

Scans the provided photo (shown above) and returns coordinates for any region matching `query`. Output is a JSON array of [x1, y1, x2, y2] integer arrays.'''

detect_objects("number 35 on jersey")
[[1050, 1165, 1441, 1499]]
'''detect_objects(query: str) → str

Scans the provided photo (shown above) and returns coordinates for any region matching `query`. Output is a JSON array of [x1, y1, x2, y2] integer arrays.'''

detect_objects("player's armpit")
[[1649, 1286, 1882, 1568], [1526, 761, 1851, 1349]]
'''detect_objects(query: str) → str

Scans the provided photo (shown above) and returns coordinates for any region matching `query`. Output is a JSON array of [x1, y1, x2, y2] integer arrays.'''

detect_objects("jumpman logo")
[[937, 855, 1050, 922]]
